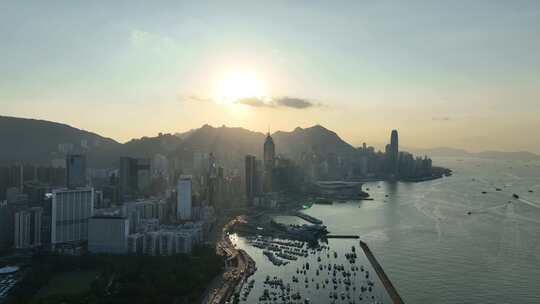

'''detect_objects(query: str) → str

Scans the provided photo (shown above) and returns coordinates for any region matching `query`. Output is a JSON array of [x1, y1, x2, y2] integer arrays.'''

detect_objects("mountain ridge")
[[1, 116, 538, 167]]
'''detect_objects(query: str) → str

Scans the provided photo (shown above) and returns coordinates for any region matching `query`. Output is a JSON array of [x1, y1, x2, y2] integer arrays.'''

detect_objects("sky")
[[1, 1, 540, 152]]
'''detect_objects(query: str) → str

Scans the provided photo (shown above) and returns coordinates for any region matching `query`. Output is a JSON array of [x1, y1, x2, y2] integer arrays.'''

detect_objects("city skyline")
[[2, 1, 540, 152]]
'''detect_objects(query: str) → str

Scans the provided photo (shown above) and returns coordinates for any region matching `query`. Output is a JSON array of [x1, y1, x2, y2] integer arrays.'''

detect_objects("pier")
[[326, 234, 360, 239], [293, 211, 323, 224], [360, 241, 405, 304]]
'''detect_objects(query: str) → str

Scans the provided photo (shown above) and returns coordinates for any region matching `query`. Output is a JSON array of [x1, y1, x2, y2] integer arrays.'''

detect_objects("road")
[[205, 216, 256, 304]]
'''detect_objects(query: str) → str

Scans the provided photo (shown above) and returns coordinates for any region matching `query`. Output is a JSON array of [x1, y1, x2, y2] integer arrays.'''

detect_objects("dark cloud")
[[235, 96, 319, 109], [275, 97, 316, 109]]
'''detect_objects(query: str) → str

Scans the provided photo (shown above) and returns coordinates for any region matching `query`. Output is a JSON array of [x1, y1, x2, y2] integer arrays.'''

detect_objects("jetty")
[[294, 211, 323, 224], [326, 235, 360, 239]]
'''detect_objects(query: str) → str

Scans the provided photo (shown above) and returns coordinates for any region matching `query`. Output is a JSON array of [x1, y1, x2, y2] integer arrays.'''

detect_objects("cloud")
[[236, 96, 319, 109], [235, 97, 274, 108], [179, 94, 321, 110], [275, 97, 315, 109]]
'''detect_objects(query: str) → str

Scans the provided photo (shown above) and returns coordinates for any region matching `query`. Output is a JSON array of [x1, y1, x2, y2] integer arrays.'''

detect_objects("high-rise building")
[[245, 155, 257, 202], [66, 154, 87, 188], [14, 210, 30, 249], [389, 130, 399, 176], [136, 158, 151, 193], [263, 133, 275, 193], [21, 207, 41, 248], [0, 202, 11, 251], [119, 157, 151, 201], [119, 157, 138, 201], [14, 207, 42, 249], [50, 188, 94, 246], [177, 176, 192, 220]]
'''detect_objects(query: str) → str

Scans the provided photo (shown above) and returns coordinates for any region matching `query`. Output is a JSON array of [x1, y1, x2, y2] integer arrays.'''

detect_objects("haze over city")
[[2, 1, 540, 152]]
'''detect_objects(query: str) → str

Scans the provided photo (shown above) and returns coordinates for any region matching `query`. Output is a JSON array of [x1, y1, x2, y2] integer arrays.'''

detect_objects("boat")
[[513, 194, 520, 199]]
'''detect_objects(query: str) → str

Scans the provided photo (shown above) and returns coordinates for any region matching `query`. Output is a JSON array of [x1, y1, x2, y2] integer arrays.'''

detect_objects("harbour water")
[[233, 157, 540, 303]]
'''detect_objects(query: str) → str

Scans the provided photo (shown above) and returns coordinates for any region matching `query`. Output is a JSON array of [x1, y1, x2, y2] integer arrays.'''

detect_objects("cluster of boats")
[[239, 240, 386, 304], [248, 237, 314, 266]]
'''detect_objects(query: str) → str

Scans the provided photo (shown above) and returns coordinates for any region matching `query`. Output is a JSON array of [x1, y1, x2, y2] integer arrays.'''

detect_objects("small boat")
[[495, 188, 502, 191]]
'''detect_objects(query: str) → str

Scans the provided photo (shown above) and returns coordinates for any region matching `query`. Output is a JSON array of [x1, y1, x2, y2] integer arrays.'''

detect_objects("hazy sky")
[[2, 1, 540, 152]]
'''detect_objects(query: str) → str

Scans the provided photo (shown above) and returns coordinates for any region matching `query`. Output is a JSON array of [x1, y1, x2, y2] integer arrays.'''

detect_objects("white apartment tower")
[[51, 188, 94, 246], [177, 176, 192, 221]]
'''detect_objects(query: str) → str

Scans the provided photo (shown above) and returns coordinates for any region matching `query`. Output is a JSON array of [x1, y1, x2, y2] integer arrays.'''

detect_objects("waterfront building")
[[389, 130, 399, 176], [50, 188, 94, 247], [88, 216, 129, 254], [177, 176, 192, 220], [66, 154, 87, 189]]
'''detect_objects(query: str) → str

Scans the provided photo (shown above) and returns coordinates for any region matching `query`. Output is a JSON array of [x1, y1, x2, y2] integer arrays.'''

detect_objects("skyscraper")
[[263, 133, 275, 193], [177, 176, 192, 220], [119, 157, 151, 201], [389, 130, 399, 176], [119, 157, 138, 201], [245, 155, 257, 202], [66, 154, 87, 189]]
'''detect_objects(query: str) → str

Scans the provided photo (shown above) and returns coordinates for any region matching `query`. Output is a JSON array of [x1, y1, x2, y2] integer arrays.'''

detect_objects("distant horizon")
[[3, 114, 539, 156]]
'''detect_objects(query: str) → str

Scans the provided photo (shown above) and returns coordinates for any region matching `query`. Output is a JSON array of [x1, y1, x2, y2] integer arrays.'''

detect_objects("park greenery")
[[8, 246, 223, 304]]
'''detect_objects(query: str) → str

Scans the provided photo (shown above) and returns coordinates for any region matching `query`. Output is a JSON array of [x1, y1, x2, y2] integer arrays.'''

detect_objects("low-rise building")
[[88, 216, 129, 254]]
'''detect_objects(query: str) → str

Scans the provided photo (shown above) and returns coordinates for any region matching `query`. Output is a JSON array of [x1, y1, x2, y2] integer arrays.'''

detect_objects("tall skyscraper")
[[119, 157, 151, 201], [51, 188, 94, 247], [263, 133, 275, 193], [245, 155, 257, 202], [119, 157, 137, 201], [389, 130, 399, 175], [66, 154, 87, 189], [177, 176, 192, 220]]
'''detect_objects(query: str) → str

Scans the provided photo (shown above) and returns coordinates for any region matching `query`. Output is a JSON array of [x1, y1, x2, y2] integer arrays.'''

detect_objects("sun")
[[214, 70, 266, 104]]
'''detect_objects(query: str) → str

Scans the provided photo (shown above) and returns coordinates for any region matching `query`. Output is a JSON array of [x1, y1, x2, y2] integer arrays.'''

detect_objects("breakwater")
[[360, 241, 404, 304]]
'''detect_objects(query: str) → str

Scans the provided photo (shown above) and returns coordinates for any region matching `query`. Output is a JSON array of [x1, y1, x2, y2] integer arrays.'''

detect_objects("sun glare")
[[214, 70, 266, 104]]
